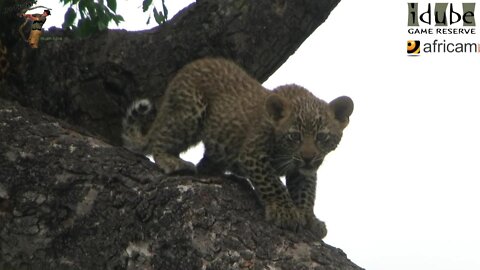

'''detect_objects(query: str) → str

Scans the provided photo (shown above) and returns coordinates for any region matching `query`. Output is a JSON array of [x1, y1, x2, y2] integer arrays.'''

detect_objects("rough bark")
[[0, 0, 340, 145], [0, 100, 363, 269]]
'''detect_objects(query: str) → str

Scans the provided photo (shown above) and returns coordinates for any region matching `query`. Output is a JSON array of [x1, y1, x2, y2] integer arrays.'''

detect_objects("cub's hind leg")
[[196, 142, 227, 176], [149, 79, 206, 174]]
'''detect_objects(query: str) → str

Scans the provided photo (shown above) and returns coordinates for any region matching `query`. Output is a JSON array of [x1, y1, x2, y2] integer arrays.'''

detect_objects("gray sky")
[[37, 0, 480, 269]]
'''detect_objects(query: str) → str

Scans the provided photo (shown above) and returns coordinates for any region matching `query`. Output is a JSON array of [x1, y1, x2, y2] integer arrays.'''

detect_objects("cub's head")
[[266, 85, 354, 176]]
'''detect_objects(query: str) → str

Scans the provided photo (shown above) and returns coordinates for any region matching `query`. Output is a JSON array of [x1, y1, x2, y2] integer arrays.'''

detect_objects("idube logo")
[[408, 3, 476, 27]]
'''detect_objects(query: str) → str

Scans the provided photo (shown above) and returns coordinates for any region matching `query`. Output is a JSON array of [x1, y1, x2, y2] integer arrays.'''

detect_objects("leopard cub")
[[122, 58, 354, 238]]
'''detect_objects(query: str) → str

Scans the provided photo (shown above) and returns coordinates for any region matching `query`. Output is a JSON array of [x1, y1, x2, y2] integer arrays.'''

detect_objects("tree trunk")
[[0, 0, 364, 269], [0, 99, 363, 269]]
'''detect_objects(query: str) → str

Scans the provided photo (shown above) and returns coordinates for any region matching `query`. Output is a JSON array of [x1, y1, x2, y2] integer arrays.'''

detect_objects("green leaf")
[[95, 3, 108, 20], [112, 15, 124, 25], [78, 0, 86, 18], [77, 18, 96, 37], [142, 0, 153, 12], [106, 0, 116, 12], [85, 0, 96, 17], [97, 20, 108, 31], [153, 7, 166, 24], [162, 0, 168, 19], [62, 7, 77, 29], [146, 15, 151, 25]]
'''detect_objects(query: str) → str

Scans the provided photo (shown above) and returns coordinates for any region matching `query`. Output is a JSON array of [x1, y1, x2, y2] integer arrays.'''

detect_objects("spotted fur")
[[122, 58, 354, 238]]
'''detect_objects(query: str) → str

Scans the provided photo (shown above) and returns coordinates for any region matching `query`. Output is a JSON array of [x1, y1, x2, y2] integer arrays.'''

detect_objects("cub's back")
[[170, 58, 270, 144]]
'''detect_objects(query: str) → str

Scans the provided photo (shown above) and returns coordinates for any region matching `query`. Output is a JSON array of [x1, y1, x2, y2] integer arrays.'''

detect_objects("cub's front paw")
[[265, 203, 306, 232], [304, 215, 327, 239]]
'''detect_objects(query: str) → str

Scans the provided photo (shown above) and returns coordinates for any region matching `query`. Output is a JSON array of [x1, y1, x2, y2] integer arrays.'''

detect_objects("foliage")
[[59, 0, 168, 37], [144, 0, 168, 25]]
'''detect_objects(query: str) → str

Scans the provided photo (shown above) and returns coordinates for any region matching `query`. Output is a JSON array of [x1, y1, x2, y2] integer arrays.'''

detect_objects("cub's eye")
[[316, 132, 330, 143], [287, 132, 301, 142]]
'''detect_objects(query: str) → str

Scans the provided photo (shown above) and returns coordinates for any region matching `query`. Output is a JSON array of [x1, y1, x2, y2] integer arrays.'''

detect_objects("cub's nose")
[[301, 156, 323, 169]]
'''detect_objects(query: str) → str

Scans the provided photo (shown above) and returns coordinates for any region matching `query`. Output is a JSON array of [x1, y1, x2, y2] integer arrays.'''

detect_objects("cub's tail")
[[122, 99, 156, 154]]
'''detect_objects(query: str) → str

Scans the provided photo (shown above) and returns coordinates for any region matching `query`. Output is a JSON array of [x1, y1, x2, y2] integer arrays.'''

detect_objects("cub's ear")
[[265, 94, 290, 122], [329, 96, 354, 125]]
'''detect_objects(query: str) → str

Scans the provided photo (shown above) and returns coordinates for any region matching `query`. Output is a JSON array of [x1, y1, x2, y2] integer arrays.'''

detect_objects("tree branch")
[[0, 0, 341, 145], [0, 99, 362, 269]]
